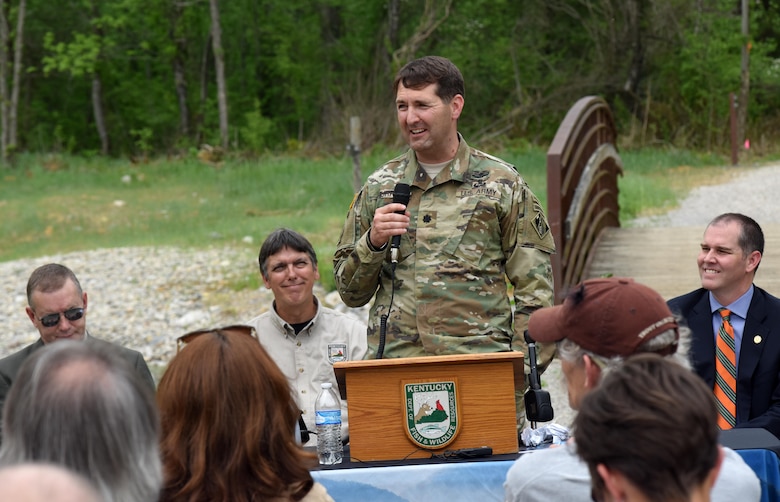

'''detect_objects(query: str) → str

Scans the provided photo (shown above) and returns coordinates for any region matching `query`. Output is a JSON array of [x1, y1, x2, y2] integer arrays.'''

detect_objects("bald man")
[[0, 463, 103, 502]]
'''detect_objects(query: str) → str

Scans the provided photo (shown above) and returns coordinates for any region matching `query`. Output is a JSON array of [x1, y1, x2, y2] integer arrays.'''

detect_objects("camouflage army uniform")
[[334, 136, 555, 364]]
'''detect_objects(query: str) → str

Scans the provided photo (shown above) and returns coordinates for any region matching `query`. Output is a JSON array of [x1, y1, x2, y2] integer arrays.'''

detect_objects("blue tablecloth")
[[313, 459, 510, 501], [741, 449, 780, 502], [312, 449, 780, 502]]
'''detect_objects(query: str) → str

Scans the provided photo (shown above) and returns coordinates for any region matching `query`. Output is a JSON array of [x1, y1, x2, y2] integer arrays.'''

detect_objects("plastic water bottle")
[[315, 382, 343, 465]]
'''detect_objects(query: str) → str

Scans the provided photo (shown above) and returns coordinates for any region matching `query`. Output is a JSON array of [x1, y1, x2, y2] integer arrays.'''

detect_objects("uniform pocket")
[[441, 200, 501, 268]]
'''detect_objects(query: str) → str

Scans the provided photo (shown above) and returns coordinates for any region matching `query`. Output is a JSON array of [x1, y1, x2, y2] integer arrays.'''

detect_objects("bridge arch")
[[546, 96, 623, 304]]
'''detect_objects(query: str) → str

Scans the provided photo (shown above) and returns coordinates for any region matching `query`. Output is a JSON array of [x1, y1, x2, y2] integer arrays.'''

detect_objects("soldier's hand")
[[369, 203, 410, 249]]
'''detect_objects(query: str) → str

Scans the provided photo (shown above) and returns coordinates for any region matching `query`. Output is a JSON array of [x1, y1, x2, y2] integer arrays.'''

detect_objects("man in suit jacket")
[[668, 213, 780, 438], [0, 263, 155, 439]]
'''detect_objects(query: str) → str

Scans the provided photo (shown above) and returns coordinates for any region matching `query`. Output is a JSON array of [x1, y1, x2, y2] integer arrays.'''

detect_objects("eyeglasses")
[[176, 324, 258, 353], [37, 308, 85, 328]]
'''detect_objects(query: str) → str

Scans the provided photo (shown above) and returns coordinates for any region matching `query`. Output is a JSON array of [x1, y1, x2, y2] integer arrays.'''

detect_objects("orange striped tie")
[[714, 308, 737, 429]]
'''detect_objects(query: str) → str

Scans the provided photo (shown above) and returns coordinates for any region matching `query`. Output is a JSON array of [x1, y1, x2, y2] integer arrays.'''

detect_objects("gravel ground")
[[2, 161, 779, 427], [630, 162, 780, 228], [0, 245, 368, 377]]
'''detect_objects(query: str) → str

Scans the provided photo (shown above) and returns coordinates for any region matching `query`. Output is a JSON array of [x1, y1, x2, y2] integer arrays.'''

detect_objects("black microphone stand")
[[524, 330, 554, 427]]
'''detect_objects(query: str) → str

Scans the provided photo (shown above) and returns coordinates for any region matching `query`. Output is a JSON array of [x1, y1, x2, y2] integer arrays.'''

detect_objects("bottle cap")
[[321, 382, 332, 389]]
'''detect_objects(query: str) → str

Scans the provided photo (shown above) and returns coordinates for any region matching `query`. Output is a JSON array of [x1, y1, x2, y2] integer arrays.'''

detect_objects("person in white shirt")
[[247, 228, 367, 445]]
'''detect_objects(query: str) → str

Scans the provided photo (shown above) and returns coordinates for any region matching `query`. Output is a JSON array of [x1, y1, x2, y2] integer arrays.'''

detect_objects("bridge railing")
[[546, 96, 624, 304]]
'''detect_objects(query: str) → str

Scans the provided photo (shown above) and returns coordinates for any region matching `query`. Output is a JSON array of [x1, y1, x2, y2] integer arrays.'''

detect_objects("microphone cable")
[[376, 260, 398, 359]]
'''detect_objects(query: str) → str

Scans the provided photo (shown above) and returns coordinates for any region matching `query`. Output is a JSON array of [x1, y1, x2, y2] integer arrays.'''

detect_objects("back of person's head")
[[26, 263, 82, 305], [573, 353, 722, 502], [529, 277, 688, 371], [0, 340, 161, 502], [708, 212, 764, 260], [258, 228, 318, 278], [393, 55, 465, 103], [0, 463, 104, 502], [158, 326, 315, 502]]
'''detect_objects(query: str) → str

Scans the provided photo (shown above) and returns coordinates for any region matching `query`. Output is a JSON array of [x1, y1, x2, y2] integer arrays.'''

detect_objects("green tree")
[[0, 0, 778, 158]]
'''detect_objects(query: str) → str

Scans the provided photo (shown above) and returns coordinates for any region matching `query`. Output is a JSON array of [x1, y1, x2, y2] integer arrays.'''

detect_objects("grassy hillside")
[[0, 147, 747, 291]]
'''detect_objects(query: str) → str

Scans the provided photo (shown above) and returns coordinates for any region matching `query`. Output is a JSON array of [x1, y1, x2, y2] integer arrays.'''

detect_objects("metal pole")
[[348, 116, 362, 193]]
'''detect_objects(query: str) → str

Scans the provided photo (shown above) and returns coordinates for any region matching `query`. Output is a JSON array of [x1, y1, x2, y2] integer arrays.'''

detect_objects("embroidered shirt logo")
[[327, 343, 347, 363]]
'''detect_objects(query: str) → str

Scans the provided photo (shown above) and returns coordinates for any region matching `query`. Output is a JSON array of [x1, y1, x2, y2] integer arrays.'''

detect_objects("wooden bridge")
[[584, 225, 780, 300], [546, 97, 780, 301]]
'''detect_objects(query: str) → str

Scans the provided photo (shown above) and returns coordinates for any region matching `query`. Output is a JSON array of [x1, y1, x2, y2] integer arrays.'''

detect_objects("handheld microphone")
[[524, 330, 554, 426], [390, 183, 411, 264]]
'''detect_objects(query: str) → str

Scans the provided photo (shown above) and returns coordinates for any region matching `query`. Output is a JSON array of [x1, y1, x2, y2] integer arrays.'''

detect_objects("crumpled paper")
[[520, 423, 570, 447]]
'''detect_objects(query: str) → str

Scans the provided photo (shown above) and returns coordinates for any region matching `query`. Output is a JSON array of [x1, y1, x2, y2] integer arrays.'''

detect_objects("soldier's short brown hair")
[[393, 55, 464, 103]]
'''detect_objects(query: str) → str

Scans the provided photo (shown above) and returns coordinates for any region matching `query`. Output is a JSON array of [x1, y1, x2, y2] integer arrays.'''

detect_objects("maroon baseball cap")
[[528, 277, 679, 358]]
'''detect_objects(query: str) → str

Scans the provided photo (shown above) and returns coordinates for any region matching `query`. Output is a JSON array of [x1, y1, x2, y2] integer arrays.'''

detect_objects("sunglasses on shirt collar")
[[176, 324, 258, 353], [37, 307, 85, 328]]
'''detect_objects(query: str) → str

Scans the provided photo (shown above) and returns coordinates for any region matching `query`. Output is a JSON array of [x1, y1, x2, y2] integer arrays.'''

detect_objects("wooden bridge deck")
[[584, 224, 780, 300]]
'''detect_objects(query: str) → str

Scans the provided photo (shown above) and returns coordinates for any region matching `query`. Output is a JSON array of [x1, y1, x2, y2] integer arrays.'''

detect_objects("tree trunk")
[[169, 1, 189, 138], [509, 18, 524, 107], [387, 0, 399, 52], [196, 33, 211, 147], [87, 0, 108, 155], [173, 57, 189, 138], [392, 0, 452, 68], [622, 0, 644, 96], [9, 0, 26, 152], [209, 0, 228, 150], [738, 0, 750, 148], [0, 2, 9, 163], [92, 75, 109, 155]]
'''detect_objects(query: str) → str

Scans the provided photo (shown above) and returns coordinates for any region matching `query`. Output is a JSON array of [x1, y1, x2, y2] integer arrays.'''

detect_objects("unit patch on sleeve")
[[533, 211, 550, 239]]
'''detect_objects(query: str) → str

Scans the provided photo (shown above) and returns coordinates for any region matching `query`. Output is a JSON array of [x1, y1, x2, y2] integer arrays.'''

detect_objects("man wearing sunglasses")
[[0, 263, 155, 440]]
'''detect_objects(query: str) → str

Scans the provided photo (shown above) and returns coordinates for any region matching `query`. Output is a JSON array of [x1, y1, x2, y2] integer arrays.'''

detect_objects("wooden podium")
[[334, 352, 523, 462]]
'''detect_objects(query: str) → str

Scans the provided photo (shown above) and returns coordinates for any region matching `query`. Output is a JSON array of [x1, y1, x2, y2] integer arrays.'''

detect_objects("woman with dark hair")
[[157, 326, 333, 502]]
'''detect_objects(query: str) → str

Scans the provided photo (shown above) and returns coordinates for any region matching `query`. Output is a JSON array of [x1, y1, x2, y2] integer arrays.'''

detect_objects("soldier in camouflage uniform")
[[333, 56, 556, 422]]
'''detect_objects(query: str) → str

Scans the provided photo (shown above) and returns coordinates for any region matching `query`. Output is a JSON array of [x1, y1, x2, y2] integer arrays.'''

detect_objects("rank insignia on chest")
[[466, 170, 489, 188]]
